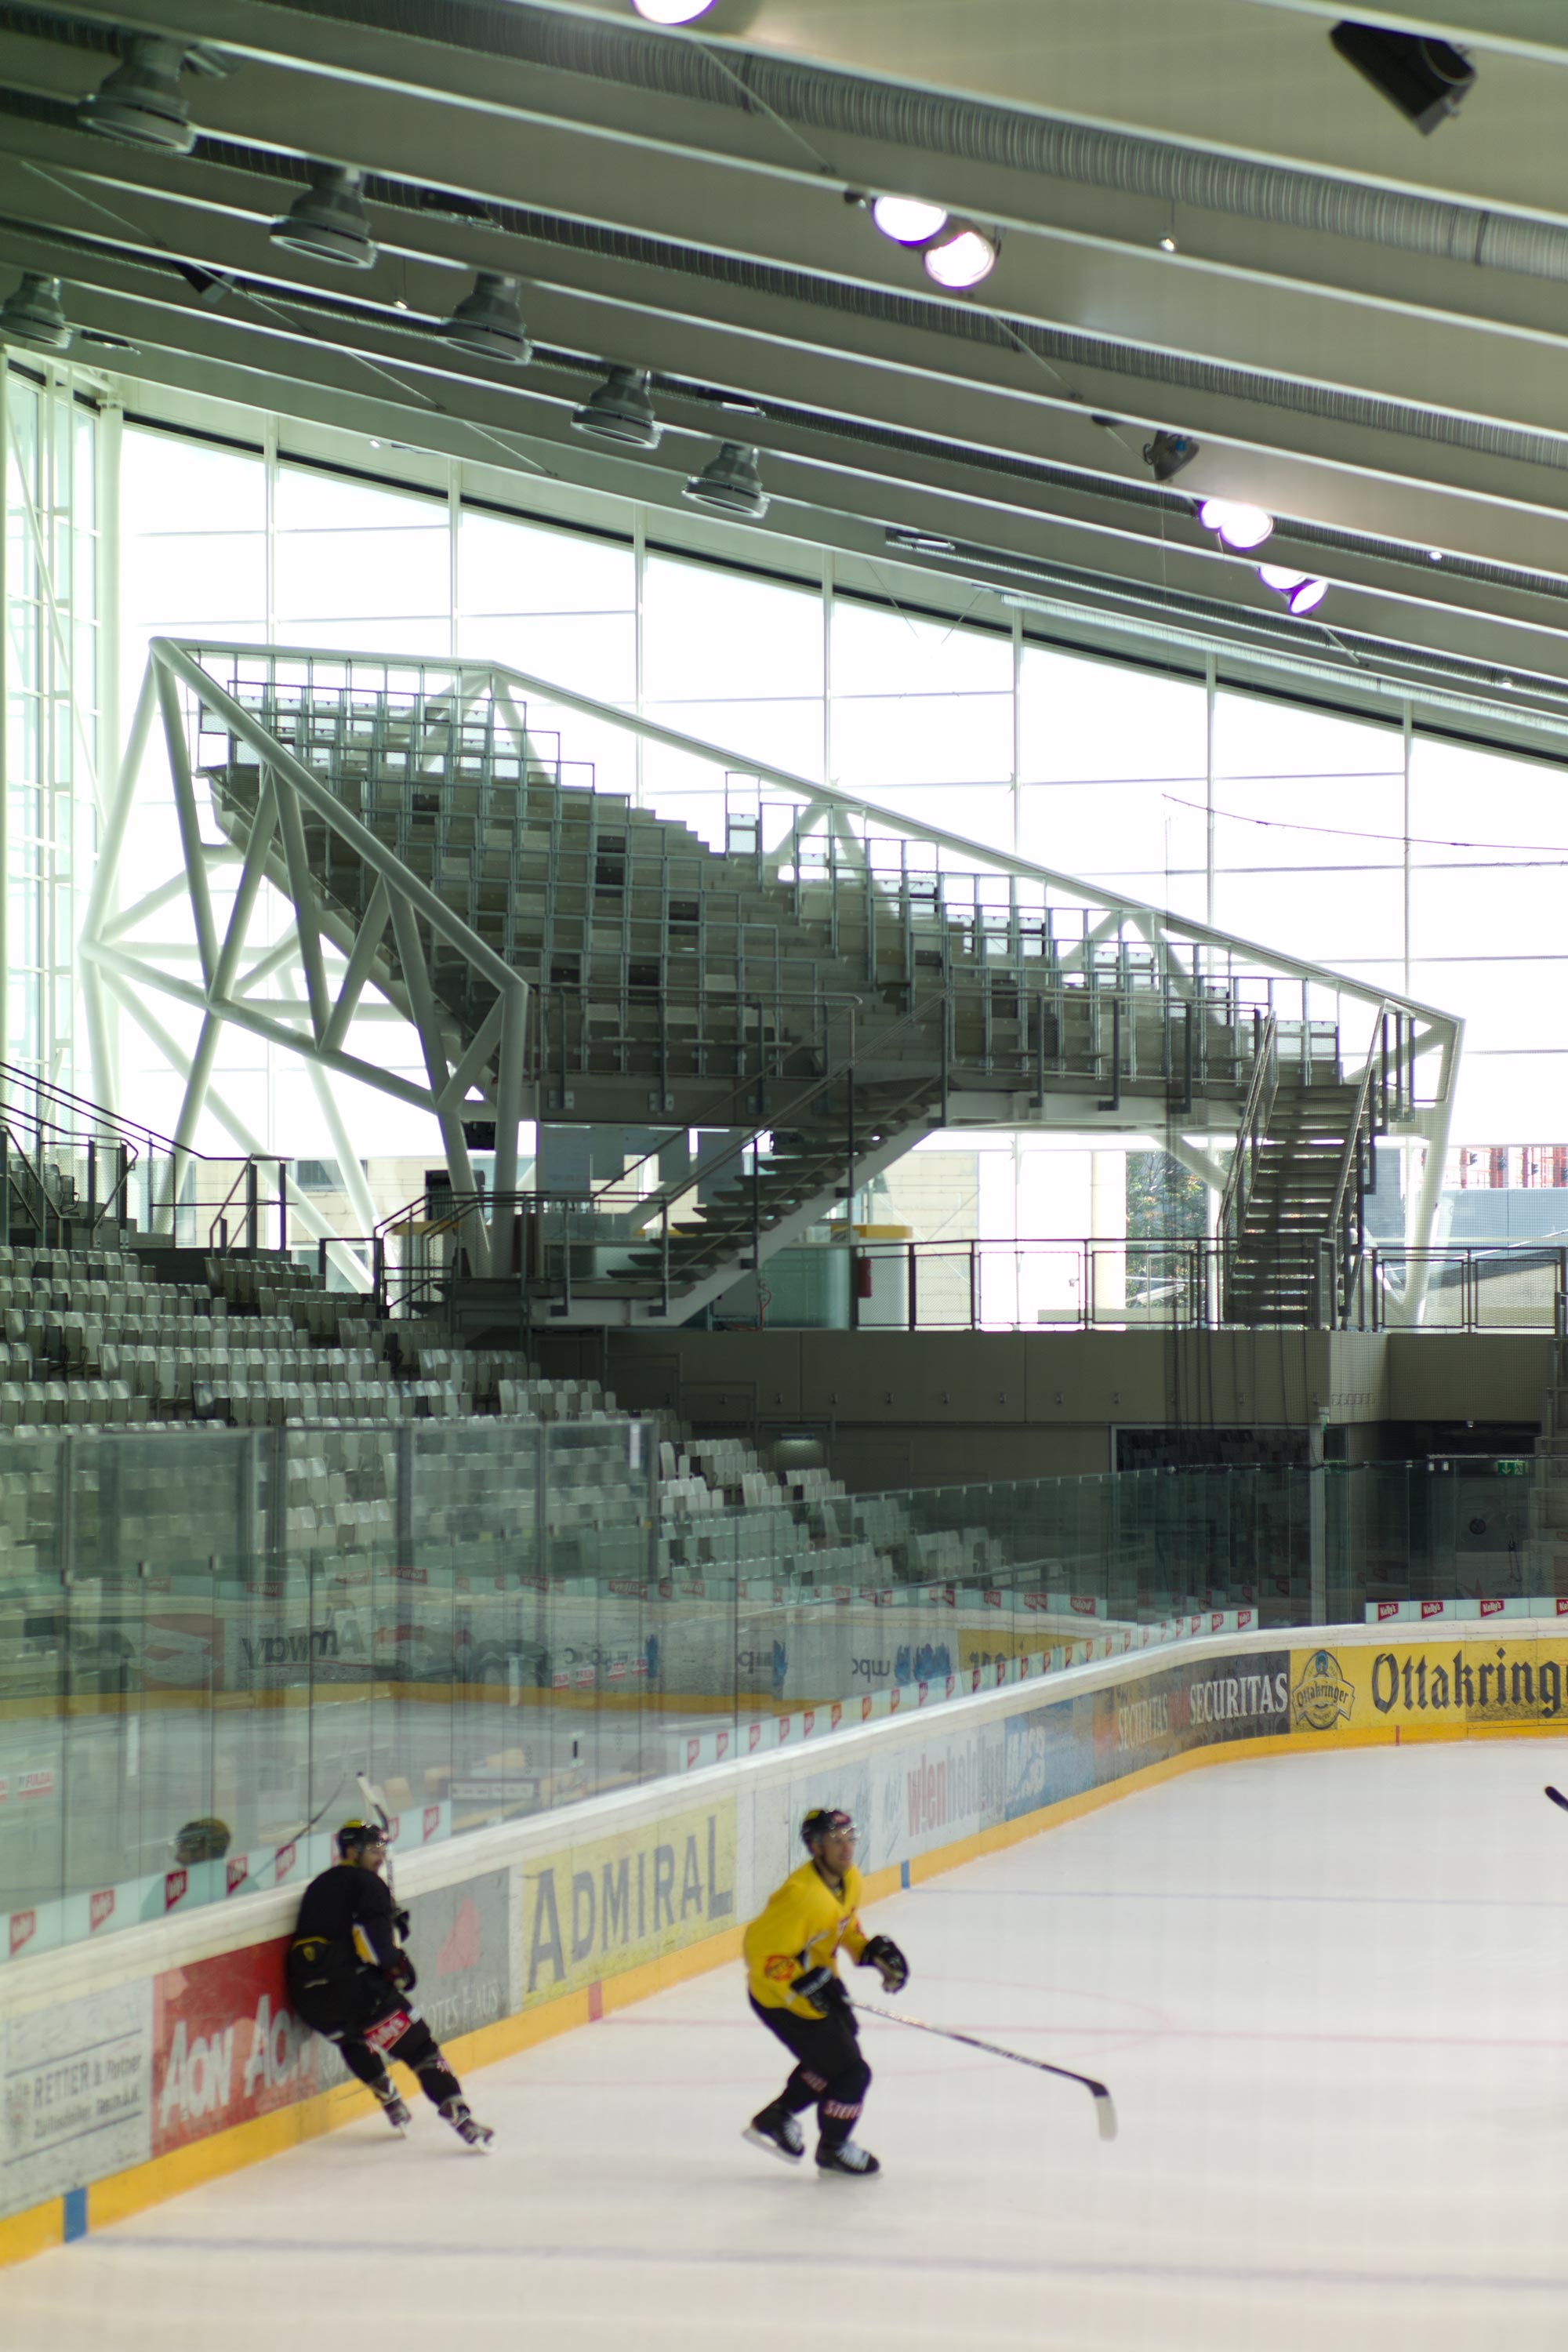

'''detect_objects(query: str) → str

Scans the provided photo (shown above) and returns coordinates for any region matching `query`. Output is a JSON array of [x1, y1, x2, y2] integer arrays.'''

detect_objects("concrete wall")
[[534, 1329, 1552, 1485], [7, 1613, 1568, 2267]]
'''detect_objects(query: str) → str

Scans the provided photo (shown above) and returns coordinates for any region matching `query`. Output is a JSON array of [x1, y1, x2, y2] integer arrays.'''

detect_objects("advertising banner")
[[1290, 1635, 1568, 1739], [873, 1721, 1007, 1860], [1004, 1694, 1097, 1822], [1094, 1653, 1291, 1783], [152, 1936, 334, 2158], [401, 1868, 514, 2046], [0, 1980, 152, 2219], [521, 1800, 735, 2005]]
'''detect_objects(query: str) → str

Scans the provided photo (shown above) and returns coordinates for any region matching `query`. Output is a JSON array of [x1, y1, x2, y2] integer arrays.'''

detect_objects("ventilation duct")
[[270, 0, 1568, 297]]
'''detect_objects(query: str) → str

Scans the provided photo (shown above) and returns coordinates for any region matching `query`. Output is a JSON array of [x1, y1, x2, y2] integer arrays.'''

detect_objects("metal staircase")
[[87, 641, 1464, 1330]]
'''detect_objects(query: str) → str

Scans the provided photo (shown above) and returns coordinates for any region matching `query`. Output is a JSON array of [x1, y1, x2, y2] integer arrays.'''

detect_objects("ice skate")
[[441, 2096, 494, 2150], [375, 2086, 412, 2136], [743, 2101, 805, 2164], [815, 2139, 880, 2178]]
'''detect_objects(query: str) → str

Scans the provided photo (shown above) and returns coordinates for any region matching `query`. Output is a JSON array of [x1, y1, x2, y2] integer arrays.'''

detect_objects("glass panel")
[[644, 554, 822, 699], [459, 509, 634, 614]]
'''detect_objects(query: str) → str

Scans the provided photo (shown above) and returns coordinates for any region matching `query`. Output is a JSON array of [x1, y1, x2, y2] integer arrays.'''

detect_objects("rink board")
[[5, 1617, 1567, 2266]]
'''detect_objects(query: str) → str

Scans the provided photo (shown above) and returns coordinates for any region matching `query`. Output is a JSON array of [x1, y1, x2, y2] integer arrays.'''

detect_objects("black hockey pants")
[[288, 1949, 460, 2109], [750, 1994, 869, 2147]]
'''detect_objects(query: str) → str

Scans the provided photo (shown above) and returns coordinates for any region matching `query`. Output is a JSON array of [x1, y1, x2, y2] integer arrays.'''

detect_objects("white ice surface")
[[12, 1739, 1568, 2352]]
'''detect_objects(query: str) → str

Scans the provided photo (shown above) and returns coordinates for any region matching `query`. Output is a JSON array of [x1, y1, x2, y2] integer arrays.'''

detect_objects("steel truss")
[[82, 636, 1462, 1314]]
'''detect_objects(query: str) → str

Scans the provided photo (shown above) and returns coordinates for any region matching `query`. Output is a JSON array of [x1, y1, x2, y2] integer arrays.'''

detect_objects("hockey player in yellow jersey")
[[742, 1807, 909, 2177]]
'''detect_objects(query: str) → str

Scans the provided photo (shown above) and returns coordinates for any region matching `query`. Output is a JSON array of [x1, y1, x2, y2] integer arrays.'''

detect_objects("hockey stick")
[[1544, 1785, 1568, 1817], [851, 1998, 1118, 2141], [357, 1771, 395, 1900]]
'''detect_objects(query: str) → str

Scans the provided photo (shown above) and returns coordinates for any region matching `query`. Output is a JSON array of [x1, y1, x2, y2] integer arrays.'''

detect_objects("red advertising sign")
[[164, 1868, 188, 1912], [153, 1935, 324, 2156], [89, 1889, 115, 1933], [9, 1907, 36, 1957], [227, 1855, 249, 1896]]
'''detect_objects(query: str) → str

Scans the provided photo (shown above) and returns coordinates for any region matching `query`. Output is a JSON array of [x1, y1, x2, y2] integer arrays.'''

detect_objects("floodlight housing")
[[1199, 497, 1274, 551], [683, 441, 768, 519], [922, 223, 999, 289], [437, 274, 532, 365], [1330, 21, 1475, 134], [572, 366, 662, 448], [77, 34, 230, 151], [871, 197, 950, 247], [632, 0, 717, 19], [0, 274, 71, 354], [1144, 430, 1199, 485], [270, 165, 376, 270]]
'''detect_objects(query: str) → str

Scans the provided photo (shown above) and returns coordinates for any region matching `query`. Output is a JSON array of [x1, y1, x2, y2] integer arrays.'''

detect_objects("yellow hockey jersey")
[[744, 1858, 869, 2017]]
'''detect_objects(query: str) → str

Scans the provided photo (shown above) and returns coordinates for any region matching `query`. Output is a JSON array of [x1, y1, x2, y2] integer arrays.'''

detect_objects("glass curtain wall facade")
[[3, 361, 103, 1096], [112, 417, 1568, 1234]]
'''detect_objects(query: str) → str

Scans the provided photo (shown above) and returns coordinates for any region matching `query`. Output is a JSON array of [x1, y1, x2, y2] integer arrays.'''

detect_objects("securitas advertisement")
[[1289, 1637, 1568, 1737], [998, 1655, 1290, 1825]]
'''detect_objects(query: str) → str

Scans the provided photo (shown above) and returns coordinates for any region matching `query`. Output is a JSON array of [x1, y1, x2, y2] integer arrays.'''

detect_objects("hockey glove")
[[860, 1934, 909, 1994], [793, 1964, 849, 2018], [391, 1906, 412, 1940]]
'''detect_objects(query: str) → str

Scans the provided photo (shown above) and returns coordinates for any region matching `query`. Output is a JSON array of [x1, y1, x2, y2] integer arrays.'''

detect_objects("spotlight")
[[1158, 234, 1178, 253], [572, 365, 662, 448], [871, 197, 950, 247], [270, 165, 376, 270], [1330, 21, 1475, 135], [1258, 564, 1328, 615], [76, 34, 232, 153], [1199, 497, 1274, 551], [0, 274, 71, 354], [683, 441, 768, 519], [923, 223, 999, 289], [632, 0, 717, 18], [1143, 430, 1200, 485], [437, 274, 532, 365]]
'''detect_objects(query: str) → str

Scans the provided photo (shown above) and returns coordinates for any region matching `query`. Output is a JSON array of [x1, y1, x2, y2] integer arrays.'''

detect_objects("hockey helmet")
[[173, 1816, 230, 1865], [336, 1817, 387, 1860], [800, 1807, 855, 1850]]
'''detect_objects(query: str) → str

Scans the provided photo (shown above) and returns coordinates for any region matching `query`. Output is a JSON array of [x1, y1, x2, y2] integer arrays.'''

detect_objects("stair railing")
[[1218, 1011, 1279, 1261], [1318, 1004, 1388, 1330]]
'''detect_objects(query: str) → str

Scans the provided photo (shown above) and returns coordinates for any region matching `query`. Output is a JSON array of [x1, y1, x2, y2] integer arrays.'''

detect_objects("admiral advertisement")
[[1289, 1636, 1568, 1739], [521, 1800, 735, 2005]]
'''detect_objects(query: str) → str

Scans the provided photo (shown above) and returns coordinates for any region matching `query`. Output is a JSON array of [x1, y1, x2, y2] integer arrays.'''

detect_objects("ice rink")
[[12, 1737, 1568, 2352]]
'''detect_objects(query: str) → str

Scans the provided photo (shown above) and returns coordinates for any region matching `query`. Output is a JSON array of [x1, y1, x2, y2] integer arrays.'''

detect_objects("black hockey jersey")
[[292, 1861, 398, 1973]]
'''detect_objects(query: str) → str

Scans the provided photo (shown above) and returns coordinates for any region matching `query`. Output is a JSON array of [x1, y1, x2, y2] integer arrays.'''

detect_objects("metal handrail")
[[1218, 1013, 1278, 1250]]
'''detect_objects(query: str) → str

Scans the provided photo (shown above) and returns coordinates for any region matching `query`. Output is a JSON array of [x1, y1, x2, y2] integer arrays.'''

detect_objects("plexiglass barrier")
[[0, 1435, 1541, 1961]]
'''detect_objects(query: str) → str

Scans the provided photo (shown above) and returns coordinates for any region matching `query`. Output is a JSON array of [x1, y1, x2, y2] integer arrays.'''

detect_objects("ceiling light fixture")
[[1330, 20, 1475, 135], [870, 196, 950, 247], [572, 365, 662, 449], [1158, 234, 1178, 253], [270, 165, 376, 270], [77, 34, 233, 153], [683, 441, 768, 520], [1143, 430, 1199, 484], [437, 273, 532, 365], [0, 274, 71, 354], [922, 223, 999, 289], [1258, 564, 1328, 615], [1199, 496, 1274, 551], [861, 194, 998, 288], [631, 0, 718, 20]]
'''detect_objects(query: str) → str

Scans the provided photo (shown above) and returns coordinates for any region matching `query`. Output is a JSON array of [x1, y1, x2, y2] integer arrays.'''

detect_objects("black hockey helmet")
[[336, 1817, 387, 1860], [173, 1816, 230, 1865], [800, 1807, 855, 1850]]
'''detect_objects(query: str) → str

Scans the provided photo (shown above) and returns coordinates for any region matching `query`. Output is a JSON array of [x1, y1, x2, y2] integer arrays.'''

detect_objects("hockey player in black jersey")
[[287, 1820, 493, 2148]]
